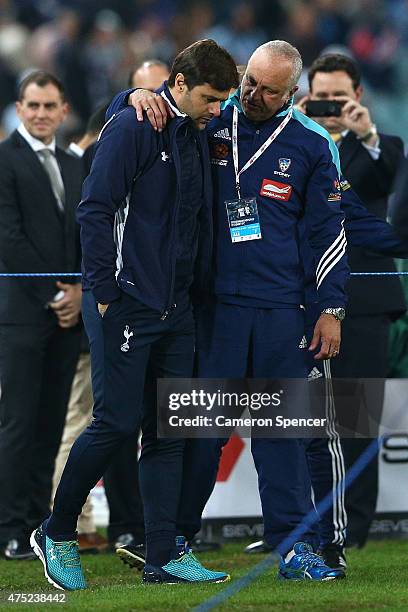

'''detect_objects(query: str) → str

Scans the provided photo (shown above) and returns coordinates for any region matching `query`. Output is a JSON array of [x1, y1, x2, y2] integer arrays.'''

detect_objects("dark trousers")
[[0, 319, 80, 544], [77, 328, 144, 544], [178, 302, 318, 553], [50, 291, 194, 564], [104, 435, 144, 544], [330, 314, 390, 547]]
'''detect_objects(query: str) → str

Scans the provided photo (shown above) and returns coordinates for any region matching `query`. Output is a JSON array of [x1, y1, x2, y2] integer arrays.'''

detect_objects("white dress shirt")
[[17, 121, 67, 181], [17, 123, 66, 304]]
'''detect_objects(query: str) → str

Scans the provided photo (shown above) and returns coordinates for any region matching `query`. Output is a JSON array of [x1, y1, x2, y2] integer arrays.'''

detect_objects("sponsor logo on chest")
[[260, 178, 292, 202], [213, 128, 231, 140], [211, 141, 229, 167]]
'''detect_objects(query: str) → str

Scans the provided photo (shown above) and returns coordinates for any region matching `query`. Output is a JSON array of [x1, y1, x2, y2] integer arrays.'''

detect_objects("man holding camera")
[[298, 53, 405, 548]]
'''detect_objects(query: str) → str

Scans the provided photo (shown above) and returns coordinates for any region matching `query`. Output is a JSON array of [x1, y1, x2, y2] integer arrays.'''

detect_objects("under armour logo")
[[49, 547, 57, 561], [120, 325, 134, 352], [161, 151, 170, 162]]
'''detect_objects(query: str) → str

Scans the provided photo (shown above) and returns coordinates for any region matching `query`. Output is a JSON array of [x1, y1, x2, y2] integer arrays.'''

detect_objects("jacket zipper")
[[160, 120, 185, 320], [196, 135, 213, 286]]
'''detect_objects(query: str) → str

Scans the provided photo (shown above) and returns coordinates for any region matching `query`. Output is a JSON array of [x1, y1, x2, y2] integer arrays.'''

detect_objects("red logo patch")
[[211, 142, 229, 159], [260, 179, 292, 201]]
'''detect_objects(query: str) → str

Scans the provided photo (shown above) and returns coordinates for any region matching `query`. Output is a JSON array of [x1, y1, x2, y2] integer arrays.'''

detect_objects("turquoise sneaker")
[[30, 521, 87, 591], [278, 542, 345, 581], [143, 536, 230, 584]]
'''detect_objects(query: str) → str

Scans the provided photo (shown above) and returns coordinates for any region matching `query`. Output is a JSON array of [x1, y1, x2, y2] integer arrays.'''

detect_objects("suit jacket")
[[0, 130, 84, 323], [390, 156, 408, 239], [340, 131, 406, 318]]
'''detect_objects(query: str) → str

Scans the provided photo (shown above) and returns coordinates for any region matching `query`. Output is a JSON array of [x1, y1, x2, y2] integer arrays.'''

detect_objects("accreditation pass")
[[225, 197, 262, 243]]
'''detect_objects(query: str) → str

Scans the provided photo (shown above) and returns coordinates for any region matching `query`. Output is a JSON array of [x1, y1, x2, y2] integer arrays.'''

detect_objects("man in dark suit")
[[302, 53, 405, 547], [391, 157, 408, 239], [0, 71, 83, 559]]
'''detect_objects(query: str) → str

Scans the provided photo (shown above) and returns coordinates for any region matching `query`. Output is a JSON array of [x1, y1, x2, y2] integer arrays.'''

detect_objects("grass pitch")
[[0, 540, 407, 611]]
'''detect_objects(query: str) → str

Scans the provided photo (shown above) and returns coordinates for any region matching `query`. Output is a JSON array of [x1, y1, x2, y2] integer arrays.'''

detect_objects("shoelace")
[[54, 540, 81, 568], [177, 551, 203, 567], [297, 551, 327, 569]]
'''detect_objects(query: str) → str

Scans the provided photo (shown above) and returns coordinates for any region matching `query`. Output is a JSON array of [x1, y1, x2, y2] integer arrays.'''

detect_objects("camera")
[[305, 100, 343, 118]]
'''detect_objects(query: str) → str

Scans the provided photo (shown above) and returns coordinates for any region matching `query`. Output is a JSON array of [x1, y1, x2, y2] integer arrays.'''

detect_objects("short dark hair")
[[308, 54, 361, 91], [168, 39, 239, 92], [18, 70, 65, 101], [128, 60, 169, 88], [86, 104, 109, 135]]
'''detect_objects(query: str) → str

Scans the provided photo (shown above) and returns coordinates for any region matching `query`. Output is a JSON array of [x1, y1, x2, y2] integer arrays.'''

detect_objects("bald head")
[[241, 41, 302, 122], [129, 60, 170, 91], [251, 41, 302, 88]]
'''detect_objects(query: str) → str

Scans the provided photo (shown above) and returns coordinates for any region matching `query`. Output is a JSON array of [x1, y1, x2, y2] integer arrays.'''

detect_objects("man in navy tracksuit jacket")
[[31, 40, 240, 590], [179, 49, 349, 580]]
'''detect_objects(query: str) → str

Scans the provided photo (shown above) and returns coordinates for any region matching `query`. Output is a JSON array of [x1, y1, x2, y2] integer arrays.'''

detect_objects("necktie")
[[39, 149, 65, 212], [331, 132, 343, 147]]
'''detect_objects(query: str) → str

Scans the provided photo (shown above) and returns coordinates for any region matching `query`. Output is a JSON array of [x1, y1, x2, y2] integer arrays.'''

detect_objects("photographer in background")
[[298, 54, 405, 548]]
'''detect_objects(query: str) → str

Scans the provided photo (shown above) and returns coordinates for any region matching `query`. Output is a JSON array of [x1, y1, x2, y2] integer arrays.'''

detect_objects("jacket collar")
[[156, 82, 187, 118]]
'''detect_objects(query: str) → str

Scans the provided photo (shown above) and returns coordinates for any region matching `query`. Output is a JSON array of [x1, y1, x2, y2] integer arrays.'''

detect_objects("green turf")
[[0, 541, 407, 611]]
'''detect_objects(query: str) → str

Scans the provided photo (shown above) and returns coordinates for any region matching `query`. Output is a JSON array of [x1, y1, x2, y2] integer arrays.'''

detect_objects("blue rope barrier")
[[0, 273, 82, 277], [194, 436, 382, 612], [1, 272, 408, 278], [351, 272, 408, 276]]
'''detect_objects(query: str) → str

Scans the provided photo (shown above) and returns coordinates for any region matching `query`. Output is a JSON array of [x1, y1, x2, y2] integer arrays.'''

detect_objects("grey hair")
[[253, 40, 303, 89]]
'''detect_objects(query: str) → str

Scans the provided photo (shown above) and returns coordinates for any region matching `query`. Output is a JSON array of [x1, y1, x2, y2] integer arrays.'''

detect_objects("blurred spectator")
[[128, 14, 176, 65], [128, 59, 169, 90], [279, 2, 323, 67], [202, 2, 266, 64], [83, 10, 127, 111], [346, 0, 400, 90], [67, 103, 108, 168], [52, 10, 91, 123], [314, 0, 352, 48]]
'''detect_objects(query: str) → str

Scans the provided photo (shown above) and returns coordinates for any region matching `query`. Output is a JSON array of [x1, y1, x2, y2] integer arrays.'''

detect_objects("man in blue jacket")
[[115, 40, 349, 581], [31, 39, 239, 590], [181, 41, 348, 582]]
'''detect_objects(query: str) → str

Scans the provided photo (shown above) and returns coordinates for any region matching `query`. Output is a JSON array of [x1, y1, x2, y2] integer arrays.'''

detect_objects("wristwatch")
[[321, 307, 345, 321], [358, 123, 377, 143]]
